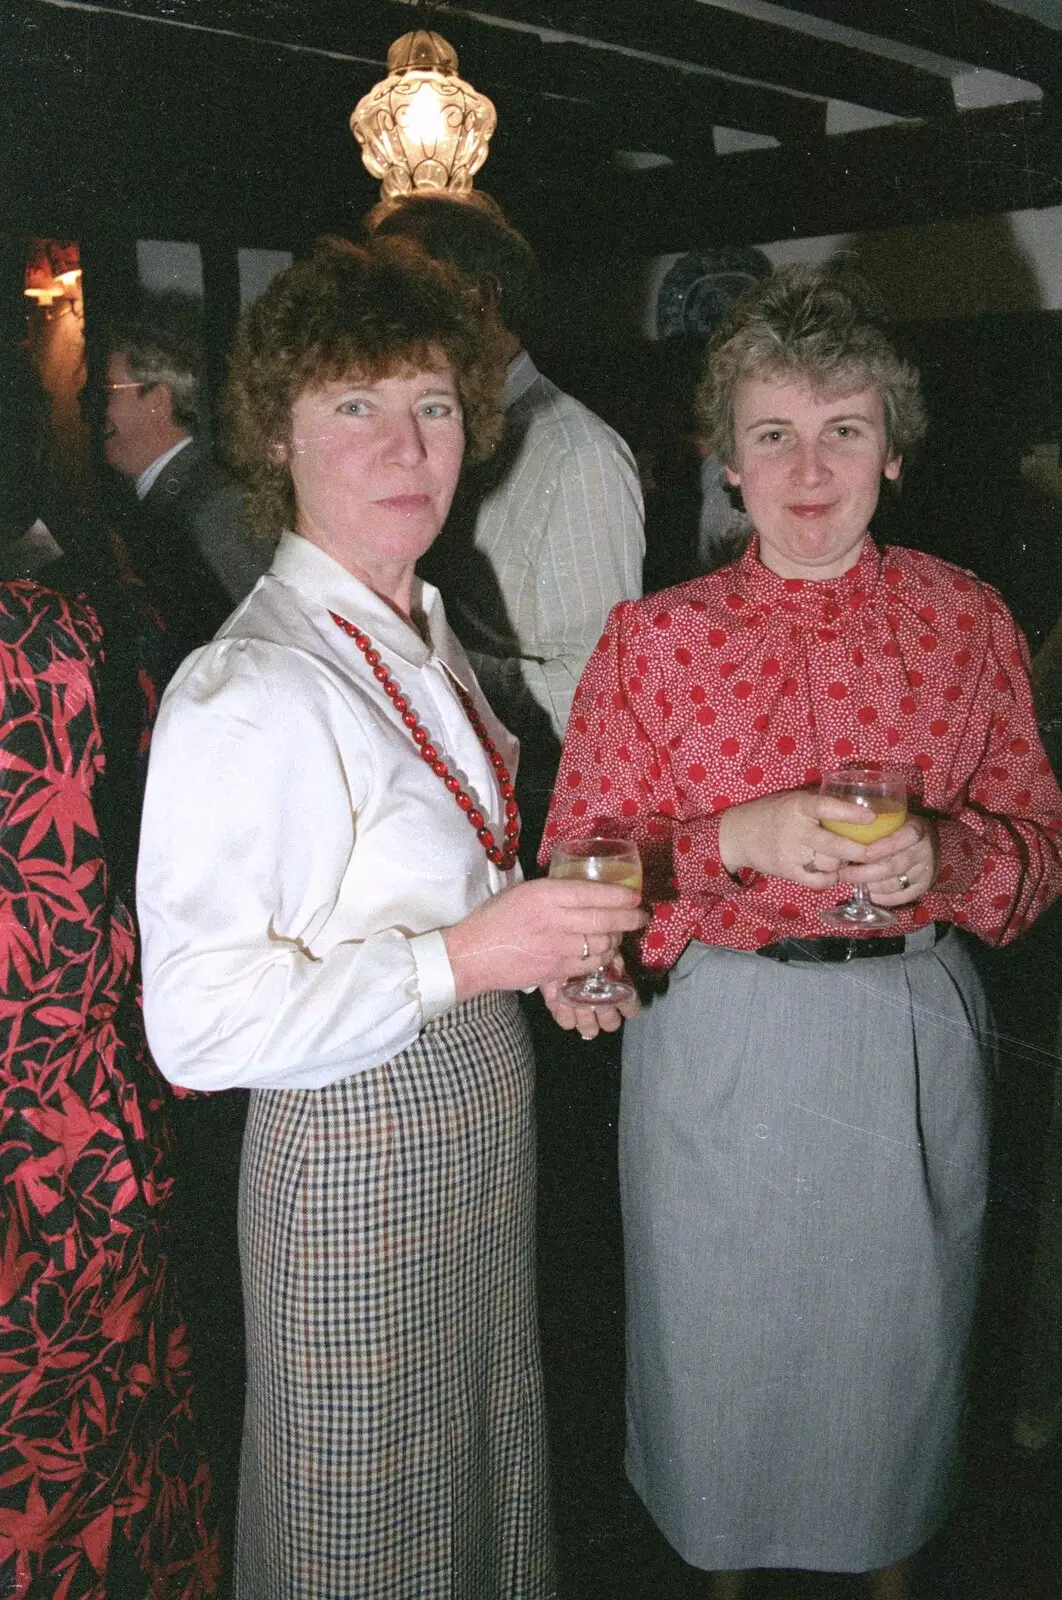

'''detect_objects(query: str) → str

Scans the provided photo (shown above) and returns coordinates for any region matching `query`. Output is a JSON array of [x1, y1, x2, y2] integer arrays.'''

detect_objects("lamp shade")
[[24, 239, 81, 305], [351, 30, 496, 198]]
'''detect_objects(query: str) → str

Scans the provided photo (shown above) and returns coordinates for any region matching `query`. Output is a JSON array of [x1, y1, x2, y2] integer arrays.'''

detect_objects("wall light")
[[24, 240, 82, 308]]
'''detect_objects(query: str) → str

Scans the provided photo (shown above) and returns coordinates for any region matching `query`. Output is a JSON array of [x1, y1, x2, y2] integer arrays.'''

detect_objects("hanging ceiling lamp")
[[351, 27, 496, 199]]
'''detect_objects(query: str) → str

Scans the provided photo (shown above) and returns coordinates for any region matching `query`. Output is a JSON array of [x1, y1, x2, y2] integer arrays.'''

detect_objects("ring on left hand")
[[897, 872, 911, 891]]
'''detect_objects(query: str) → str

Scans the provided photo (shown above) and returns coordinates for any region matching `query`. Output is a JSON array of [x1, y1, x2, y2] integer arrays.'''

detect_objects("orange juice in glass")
[[819, 767, 907, 929]]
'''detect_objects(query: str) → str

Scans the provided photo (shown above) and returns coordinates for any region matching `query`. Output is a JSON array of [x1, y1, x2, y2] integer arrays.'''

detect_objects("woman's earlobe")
[[268, 440, 287, 465]]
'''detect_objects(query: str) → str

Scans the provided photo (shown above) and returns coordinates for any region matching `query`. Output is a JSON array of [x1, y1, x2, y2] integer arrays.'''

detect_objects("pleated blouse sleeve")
[[920, 596, 1062, 941], [542, 568, 1062, 963]]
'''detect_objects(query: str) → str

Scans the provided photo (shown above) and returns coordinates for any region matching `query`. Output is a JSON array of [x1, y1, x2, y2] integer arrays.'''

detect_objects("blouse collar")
[[268, 530, 465, 682], [738, 534, 883, 619]]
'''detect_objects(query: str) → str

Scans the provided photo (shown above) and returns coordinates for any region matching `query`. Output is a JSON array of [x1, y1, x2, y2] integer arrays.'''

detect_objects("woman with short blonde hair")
[[544, 261, 1062, 1598]]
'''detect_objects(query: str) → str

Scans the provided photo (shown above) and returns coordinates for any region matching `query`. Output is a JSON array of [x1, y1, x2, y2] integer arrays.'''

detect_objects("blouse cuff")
[[410, 929, 457, 1022], [671, 809, 759, 898], [933, 818, 986, 897]]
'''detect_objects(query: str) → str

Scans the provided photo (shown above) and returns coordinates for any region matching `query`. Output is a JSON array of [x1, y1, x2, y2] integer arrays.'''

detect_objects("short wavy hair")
[[366, 191, 541, 346], [108, 293, 203, 428], [223, 235, 505, 546], [695, 261, 926, 465]]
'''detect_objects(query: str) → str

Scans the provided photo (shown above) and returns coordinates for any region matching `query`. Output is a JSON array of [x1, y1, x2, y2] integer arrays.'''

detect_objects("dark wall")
[[886, 313, 1062, 650], [528, 240, 1062, 645], [1, 5, 374, 248]]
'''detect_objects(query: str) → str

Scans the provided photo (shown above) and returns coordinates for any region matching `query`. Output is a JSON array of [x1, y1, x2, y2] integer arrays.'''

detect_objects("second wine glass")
[[548, 836, 642, 1005], [819, 767, 908, 930]]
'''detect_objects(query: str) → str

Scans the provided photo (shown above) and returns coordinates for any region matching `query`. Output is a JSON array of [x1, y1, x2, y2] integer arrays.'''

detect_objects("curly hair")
[[223, 235, 505, 546], [694, 261, 926, 466]]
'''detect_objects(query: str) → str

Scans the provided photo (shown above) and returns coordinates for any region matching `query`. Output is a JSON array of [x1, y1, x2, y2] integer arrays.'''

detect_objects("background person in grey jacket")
[[103, 296, 269, 658], [102, 297, 269, 1556], [368, 193, 645, 866]]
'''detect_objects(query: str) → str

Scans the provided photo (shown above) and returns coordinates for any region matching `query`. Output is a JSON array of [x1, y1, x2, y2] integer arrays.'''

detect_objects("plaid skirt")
[[234, 991, 555, 1600]]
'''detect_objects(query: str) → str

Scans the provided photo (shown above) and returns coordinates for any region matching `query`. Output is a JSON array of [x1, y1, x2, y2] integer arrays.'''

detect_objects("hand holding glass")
[[819, 767, 908, 929], [548, 837, 642, 1005]]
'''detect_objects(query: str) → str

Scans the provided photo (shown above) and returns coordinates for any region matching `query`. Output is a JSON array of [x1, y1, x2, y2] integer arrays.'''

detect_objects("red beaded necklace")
[[331, 611, 521, 871]]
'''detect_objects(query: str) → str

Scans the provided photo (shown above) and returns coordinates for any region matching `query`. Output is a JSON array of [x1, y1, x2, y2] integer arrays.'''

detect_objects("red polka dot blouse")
[[541, 536, 1062, 968]]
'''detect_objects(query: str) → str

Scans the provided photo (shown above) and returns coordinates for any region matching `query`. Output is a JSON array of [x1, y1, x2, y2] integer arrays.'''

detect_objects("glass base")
[[561, 968, 637, 1006], [821, 897, 897, 929]]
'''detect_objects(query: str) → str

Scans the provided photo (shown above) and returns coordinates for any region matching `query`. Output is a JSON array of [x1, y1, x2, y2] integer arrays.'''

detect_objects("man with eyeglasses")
[[102, 302, 268, 660]]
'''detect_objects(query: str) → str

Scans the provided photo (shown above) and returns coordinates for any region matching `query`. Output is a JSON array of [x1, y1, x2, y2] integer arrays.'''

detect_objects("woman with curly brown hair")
[[135, 236, 644, 1600]]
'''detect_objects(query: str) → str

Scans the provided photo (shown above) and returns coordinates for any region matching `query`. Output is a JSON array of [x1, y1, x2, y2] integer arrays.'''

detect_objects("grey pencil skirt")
[[621, 923, 990, 1574], [234, 991, 555, 1600]]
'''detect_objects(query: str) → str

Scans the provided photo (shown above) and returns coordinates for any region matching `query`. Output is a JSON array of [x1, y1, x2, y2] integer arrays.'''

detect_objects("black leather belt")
[[756, 924, 949, 964]]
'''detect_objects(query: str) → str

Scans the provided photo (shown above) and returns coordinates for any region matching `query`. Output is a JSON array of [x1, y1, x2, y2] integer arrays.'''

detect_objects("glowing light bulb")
[[351, 30, 496, 198]]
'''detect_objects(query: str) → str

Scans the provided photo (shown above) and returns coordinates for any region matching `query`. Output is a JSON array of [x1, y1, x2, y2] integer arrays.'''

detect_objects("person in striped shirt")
[[368, 192, 645, 861]]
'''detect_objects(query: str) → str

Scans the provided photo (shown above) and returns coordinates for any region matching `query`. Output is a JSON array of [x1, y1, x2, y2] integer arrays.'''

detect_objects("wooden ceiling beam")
[[27, 0, 825, 148], [533, 98, 1062, 257], [756, 2, 1062, 95], [527, 39, 827, 148], [430, 0, 955, 118], [50, 0, 401, 56], [36, 0, 955, 119]]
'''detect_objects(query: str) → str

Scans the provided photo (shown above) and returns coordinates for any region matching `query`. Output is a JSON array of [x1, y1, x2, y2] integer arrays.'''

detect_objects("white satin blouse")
[[137, 532, 520, 1092]]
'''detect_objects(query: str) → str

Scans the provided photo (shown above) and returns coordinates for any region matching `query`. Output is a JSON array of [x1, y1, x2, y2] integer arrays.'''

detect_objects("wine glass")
[[548, 836, 642, 1005], [819, 766, 908, 930]]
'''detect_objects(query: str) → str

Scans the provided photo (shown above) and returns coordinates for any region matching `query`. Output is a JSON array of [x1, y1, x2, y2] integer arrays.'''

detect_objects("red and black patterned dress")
[[0, 582, 219, 1600]]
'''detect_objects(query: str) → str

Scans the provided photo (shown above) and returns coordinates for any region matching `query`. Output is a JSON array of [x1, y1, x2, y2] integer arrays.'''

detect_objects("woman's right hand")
[[717, 786, 875, 886], [442, 878, 647, 1002]]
